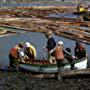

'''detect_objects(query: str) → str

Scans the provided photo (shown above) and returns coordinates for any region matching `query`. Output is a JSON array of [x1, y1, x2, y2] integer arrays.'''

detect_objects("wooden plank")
[[29, 68, 90, 78]]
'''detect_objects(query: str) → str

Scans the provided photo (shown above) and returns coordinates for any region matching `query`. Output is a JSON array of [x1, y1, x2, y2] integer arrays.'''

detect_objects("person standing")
[[45, 31, 56, 64], [46, 31, 56, 52], [54, 41, 65, 81], [9, 43, 23, 71]]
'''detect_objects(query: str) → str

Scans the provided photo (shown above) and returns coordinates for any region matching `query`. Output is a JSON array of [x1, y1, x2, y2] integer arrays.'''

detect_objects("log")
[[29, 68, 90, 79]]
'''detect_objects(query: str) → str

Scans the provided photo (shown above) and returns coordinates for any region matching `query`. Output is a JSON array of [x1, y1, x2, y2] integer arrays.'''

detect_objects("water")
[[47, 12, 78, 19], [0, 32, 90, 67], [0, 2, 76, 7]]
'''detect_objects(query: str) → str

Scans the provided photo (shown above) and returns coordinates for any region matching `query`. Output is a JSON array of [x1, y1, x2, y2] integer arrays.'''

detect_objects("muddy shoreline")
[[0, 71, 90, 90], [0, 29, 17, 37]]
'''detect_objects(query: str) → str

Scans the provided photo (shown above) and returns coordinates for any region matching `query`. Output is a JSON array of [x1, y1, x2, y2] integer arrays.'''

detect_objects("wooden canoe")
[[19, 57, 87, 74], [83, 11, 90, 21], [73, 12, 86, 15], [83, 15, 90, 21]]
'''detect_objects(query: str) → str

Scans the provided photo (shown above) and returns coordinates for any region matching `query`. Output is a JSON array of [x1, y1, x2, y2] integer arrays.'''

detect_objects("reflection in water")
[[0, 32, 90, 67]]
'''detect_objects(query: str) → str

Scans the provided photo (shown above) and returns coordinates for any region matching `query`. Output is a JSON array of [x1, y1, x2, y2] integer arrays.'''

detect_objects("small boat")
[[83, 15, 90, 21], [82, 11, 90, 21], [19, 57, 87, 74], [73, 12, 85, 15]]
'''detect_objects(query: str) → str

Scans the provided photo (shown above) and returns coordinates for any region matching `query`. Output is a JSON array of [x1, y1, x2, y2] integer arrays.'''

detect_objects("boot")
[[70, 62, 74, 70], [57, 73, 62, 82], [57, 66, 63, 81], [13, 63, 19, 71]]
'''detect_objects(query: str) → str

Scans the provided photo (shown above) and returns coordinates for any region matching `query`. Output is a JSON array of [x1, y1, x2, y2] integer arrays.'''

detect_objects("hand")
[[43, 47, 46, 50], [72, 55, 75, 59], [18, 59, 21, 62], [22, 55, 29, 59], [25, 56, 29, 59]]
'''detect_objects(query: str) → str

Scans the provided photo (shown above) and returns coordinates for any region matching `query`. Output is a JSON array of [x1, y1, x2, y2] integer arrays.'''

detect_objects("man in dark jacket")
[[45, 31, 56, 64], [46, 33, 56, 52]]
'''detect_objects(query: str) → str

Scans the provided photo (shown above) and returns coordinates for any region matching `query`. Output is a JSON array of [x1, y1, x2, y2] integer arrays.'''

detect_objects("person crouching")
[[9, 43, 23, 71], [24, 42, 36, 60]]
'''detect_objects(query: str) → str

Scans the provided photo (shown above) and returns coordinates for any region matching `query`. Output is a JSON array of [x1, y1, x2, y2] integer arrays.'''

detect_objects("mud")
[[0, 71, 90, 90]]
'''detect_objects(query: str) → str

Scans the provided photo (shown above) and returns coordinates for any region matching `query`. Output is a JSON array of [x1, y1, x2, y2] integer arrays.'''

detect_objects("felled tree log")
[[29, 68, 90, 79]]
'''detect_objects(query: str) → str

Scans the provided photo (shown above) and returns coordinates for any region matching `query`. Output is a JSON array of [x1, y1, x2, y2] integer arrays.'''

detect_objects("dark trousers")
[[57, 59, 65, 67], [26, 53, 34, 60], [65, 56, 74, 69], [9, 54, 19, 70], [55, 59, 65, 81]]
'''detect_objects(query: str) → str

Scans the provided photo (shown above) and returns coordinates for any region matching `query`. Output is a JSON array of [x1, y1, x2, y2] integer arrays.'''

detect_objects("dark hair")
[[66, 48, 71, 53], [75, 40, 80, 46], [18, 43, 23, 48]]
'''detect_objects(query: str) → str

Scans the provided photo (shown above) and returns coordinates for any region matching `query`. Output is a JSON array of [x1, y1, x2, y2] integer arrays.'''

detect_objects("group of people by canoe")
[[8, 30, 86, 81], [44, 31, 86, 81], [9, 41, 37, 71]]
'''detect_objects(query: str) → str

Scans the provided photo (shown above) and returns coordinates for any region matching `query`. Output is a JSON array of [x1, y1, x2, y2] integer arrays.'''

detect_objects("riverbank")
[[0, 29, 17, 37], [0, 71, 90, 90], [0, 30, 7, 34]]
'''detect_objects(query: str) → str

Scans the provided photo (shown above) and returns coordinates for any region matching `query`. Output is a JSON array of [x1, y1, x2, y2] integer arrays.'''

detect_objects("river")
[[0, 2, 76, 7], [0, 31, 90, 67], [46, 12, 78, 19], [0, 3, 89, 67]]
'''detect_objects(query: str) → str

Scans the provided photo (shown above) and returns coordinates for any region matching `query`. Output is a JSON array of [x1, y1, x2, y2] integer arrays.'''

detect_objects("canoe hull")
[[83, 16, 90, 21], [20, 58, 87, 73]]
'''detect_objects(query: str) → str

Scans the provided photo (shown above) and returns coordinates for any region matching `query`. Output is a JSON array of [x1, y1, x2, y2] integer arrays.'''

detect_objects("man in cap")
[[9, 43, 23, 71], [45, 31, 56, 64], [24, 42, 36, 60], [54, 41, 65, 81]]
